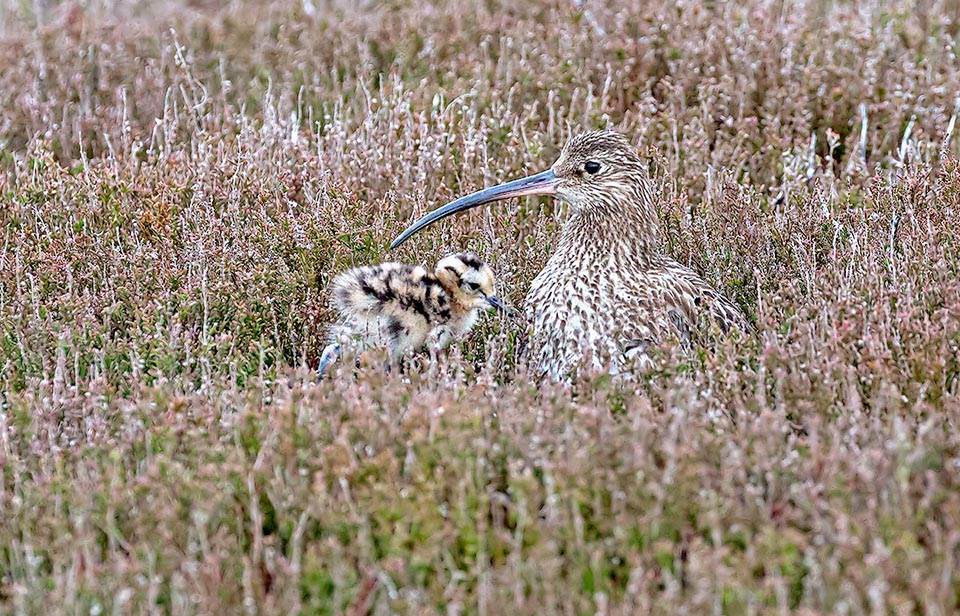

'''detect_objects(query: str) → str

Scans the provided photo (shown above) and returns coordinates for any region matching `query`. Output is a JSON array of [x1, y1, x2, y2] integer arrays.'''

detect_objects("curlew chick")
[[318, 253, 507, 374]]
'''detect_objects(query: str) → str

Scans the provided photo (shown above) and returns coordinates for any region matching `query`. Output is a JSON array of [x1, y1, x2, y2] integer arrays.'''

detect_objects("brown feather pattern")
[[390, 130, 749, 379], [524, 130, 750, 377]]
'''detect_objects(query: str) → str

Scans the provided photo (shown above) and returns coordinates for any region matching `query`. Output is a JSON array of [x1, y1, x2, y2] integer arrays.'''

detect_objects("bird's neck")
[[557, 186, 660, 263], [442, 288, 476, 320]]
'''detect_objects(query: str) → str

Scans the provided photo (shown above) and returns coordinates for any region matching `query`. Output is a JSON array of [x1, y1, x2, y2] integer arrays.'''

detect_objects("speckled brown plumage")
[[391, 130, 750, 380], [319, 253, 505, 373], [523, 131, 749, 377]]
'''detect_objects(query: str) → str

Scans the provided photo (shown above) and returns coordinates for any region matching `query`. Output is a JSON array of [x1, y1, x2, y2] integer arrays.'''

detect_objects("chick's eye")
[[465, 281, 481, 292], [584, 161, 602, 174]]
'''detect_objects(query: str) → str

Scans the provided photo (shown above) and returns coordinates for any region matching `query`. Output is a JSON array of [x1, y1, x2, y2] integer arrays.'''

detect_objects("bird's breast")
[[524, 250, 643, 377]]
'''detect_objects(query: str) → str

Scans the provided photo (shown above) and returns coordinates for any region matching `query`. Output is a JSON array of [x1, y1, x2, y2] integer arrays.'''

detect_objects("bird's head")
[[549, 130, 646, 209], [434, 253, 507, 313], [391, 130, 648, 248]]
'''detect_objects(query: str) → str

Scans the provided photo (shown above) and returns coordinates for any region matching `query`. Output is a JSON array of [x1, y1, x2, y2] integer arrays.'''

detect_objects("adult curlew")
[[319, 253, 508, 374], [391, 130, 749, 379]]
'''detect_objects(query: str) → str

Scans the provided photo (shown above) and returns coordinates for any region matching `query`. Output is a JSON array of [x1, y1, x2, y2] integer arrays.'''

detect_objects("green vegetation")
[[2, 0, 959, 612]]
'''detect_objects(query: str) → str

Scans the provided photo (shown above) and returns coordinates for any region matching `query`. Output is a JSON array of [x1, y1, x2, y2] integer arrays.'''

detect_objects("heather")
[[1, 0, 959, 613]]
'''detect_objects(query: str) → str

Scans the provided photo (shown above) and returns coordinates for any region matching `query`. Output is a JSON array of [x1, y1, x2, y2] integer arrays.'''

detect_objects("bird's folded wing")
[[645, 260, 750, 340]]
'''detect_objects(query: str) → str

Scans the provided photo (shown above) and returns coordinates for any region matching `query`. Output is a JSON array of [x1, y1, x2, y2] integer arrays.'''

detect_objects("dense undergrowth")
[[2, 0, 960, 613]]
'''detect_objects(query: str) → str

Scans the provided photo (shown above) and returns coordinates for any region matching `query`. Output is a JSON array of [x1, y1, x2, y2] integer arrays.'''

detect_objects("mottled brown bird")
[[391, 130, 749, 379], [318, 253, 507, 374]]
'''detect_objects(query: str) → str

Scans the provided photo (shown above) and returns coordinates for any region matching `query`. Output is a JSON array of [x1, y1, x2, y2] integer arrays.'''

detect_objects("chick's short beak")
[[485, 295, 515, 317]]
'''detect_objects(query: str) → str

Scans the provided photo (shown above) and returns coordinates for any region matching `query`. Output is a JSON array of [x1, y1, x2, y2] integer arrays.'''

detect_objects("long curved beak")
[[390, 169, 559, 249]]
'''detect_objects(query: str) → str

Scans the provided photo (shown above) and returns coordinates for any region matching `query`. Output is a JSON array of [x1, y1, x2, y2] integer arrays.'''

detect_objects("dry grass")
[[2, 0, 960, 613]]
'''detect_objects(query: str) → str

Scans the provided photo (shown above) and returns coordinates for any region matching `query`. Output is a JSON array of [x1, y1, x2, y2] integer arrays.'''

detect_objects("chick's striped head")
[[434, 253, 505, 312]]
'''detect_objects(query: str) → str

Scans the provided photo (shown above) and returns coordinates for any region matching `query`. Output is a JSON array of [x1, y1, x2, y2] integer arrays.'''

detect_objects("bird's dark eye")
[[465, 281, 481, 292], [584, 161, 602, 174]]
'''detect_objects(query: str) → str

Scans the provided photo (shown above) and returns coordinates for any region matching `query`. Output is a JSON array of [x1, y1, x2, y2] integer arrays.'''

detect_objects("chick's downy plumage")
[[319, 253, 504, 373]]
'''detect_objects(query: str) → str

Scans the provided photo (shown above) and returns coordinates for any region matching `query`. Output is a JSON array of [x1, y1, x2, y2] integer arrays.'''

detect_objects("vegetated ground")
[[1, 0, 959, 613]]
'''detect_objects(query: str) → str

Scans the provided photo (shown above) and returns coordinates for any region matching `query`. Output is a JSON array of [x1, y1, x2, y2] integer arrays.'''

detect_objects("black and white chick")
[[318, 253, 508, 374]]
